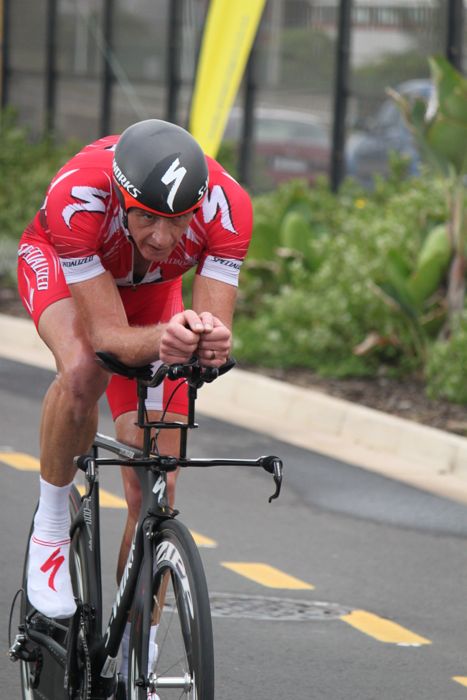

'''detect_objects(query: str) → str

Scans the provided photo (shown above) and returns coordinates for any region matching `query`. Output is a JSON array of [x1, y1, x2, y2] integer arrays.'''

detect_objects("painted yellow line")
[[222, 562, 314, 590], [191, 531, 217, 548], [1, 453, 218, 545], [340, 610, 431, 646], [453, 677, 467, 688], [0, 452, 40, 471], [75, 484, 127, 508], [74, 485, 217, 546]]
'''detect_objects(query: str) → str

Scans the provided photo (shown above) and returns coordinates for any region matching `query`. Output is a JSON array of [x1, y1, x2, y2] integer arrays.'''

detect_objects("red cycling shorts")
[[17, 235, 188, 420]]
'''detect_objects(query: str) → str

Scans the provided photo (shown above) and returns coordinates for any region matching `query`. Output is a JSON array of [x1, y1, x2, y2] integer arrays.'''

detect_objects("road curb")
[[1, 312, 467, 504]]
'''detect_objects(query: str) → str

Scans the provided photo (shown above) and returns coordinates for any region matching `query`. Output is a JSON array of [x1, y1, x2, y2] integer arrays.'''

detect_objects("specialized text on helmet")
[[112, 161, 142, 200]]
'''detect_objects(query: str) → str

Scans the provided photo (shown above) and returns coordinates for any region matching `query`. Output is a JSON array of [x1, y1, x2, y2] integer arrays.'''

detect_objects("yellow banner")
[[189, 0, 267, 158]]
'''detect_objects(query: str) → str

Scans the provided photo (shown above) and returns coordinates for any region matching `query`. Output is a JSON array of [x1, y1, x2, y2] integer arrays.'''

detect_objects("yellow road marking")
[[74, 485, 217, 546], [0, 452, 40, 471], [75, 484, 127, 508], [191, 531, 217, 548], [0, 454, 217, 548], [222, 562, 314, 589], [340, 610, 431, 646], [453, 677, 467, 687]]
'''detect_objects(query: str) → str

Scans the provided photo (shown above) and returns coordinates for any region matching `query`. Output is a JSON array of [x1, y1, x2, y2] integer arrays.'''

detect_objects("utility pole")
[[330, 0, 352, 192], [45, 0, 58, 136], [446, 0, 464, 73]]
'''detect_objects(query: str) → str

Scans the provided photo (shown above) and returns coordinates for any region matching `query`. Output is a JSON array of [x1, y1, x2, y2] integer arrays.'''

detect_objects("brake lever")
[[261, 456, 283, 503], [269, 459, 283, 503]]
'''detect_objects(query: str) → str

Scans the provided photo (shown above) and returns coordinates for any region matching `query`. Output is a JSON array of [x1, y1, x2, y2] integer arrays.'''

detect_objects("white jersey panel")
[[60, 255, 106, 284], [199, 255, 243, 287]]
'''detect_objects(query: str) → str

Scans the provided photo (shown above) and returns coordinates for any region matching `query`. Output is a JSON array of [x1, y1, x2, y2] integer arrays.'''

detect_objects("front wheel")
[[127, 519, 214, 699]]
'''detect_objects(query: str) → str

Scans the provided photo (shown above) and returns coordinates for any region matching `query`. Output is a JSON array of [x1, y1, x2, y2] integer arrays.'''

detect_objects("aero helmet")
[[112, 119, 209, 218]]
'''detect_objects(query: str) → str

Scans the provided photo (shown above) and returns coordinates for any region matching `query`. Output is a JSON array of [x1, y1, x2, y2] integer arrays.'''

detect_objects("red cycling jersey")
[[19, 135, 252, 291], [17, 135, 253, 420]]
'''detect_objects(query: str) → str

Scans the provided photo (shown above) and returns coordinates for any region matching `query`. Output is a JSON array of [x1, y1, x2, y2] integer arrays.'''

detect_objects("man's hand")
[[159, 310, 209, 364], [159, 310, 231, 367], [196, 313, 232, 367]]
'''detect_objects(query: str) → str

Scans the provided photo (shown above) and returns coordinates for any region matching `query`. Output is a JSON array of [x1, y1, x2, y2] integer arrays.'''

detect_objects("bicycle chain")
[[78, 609, 92, 700]]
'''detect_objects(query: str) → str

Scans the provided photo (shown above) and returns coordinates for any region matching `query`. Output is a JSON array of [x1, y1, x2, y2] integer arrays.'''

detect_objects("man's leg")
[[114, 410, 182, 686], [27, 298, 109, 618], [114, 410, 182, 581]]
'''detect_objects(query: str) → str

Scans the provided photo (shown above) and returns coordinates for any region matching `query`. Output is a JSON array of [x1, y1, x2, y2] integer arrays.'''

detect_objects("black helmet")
[[112, 119, 209, 217]]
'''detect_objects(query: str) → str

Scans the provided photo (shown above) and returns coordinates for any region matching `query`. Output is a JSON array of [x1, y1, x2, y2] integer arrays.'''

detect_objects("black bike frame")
[[71, 436, 176, 686], [14, 360, 283, 696]]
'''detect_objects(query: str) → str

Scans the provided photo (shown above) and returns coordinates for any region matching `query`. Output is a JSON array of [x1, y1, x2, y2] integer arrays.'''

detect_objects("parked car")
[[345, 79, 434, 188], [223, 106, 331, 191]]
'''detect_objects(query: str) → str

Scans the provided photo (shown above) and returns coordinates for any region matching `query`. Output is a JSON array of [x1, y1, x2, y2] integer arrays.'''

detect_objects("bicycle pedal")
[[8, 631, 40, 663]]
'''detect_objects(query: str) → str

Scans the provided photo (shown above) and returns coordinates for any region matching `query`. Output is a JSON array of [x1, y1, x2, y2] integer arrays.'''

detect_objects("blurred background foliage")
[[2, 102, 466, 404]]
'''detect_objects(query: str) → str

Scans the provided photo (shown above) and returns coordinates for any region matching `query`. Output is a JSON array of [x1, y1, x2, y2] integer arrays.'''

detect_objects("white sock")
[[27, 477, 76, 619], [34, 476, 72, 539]]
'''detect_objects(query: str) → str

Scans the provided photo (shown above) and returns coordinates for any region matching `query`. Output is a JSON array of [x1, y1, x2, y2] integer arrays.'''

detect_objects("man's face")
[[127, 209, 193, 261]]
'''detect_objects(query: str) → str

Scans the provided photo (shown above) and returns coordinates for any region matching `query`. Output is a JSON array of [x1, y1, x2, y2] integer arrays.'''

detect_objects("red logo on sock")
[[40, 547, 65, 591]]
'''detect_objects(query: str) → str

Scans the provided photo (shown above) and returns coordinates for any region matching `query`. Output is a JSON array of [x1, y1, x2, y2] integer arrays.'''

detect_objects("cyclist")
[[17, 120, 252, 635]]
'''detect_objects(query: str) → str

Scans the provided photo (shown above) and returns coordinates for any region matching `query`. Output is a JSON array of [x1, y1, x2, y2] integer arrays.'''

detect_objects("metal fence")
[[0, 0, 465, 192]]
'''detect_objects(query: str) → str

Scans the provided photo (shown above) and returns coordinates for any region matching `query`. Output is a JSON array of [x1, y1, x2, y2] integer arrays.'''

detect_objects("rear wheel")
[[127, 519, 214, 700]]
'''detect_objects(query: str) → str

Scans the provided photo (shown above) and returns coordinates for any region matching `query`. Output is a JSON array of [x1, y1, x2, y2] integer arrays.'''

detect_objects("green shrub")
[[235, 170, 449, 379], [426, 316, 467, 403], [0, 110, 81, 241]]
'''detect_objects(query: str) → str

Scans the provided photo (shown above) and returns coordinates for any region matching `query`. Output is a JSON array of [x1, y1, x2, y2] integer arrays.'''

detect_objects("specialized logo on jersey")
[[62, 186, 110, 228], [161, 158, 187, 212], [18, 243, 50, 290], [40, 547, 65, 592], [113, 160, 141, 199], [202, 185, 237, 234]]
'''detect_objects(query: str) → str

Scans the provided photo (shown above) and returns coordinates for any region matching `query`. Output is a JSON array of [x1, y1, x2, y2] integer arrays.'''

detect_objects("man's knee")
[[56, 354, 108, 411]]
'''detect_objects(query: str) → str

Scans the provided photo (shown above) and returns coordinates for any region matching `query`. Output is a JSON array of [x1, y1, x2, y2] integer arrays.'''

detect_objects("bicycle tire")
[[19, 485, 93, 700], [127, 518, 214, 700]]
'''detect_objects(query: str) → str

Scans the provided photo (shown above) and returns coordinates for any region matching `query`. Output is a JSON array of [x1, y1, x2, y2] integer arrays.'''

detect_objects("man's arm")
[[191, 274, 237, 364], [69, 271, 207, 366], [192, 274, 237, 328]]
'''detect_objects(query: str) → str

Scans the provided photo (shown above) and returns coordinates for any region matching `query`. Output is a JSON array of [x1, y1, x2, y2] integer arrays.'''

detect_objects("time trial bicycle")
[[9, 354, 283, 699]]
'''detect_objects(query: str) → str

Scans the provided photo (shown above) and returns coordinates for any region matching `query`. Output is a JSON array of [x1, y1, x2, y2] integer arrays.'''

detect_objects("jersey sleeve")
[[196, 168, 253, 287], [43, 167, 113, 284]]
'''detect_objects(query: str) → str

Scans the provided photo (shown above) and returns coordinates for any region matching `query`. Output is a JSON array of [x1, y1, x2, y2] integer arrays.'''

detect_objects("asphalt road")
[[1, 357, 467, 699]]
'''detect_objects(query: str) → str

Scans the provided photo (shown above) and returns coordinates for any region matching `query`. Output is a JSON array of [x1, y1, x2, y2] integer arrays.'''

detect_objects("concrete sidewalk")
[[1, 312, 467, 505]]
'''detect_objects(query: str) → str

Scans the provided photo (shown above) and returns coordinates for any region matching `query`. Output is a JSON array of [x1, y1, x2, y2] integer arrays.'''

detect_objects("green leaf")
[[386, 248, 412, 280], [377, 249, 418, 315], [280, 211, 312, 250], [248, 217, 280, 261], [426, 118, 467, 174], [404, 226, 451, 306], [416, 224, 451, 270], [429, 55, 467, 123], [280, 211, 324, 271]]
